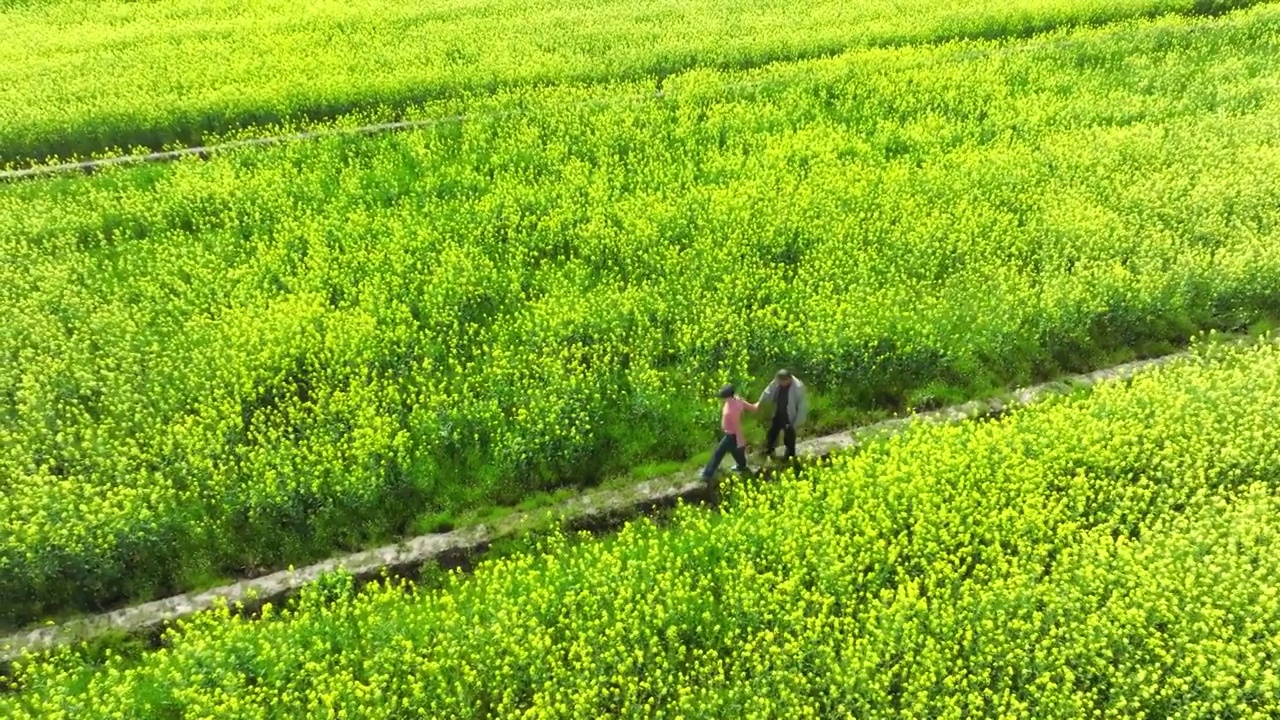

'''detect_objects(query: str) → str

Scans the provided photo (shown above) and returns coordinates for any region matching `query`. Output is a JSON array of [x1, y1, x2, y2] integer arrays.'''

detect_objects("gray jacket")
[[758, 377, 808, 427]]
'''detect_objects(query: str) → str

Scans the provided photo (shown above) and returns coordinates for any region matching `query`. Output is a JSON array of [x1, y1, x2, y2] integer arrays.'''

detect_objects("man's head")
[[718, 383, 736, 400], [775, 369, 793, 387]]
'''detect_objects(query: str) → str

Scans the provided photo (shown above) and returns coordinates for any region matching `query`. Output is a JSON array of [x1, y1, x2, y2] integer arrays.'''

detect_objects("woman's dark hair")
[[717, 384, 735, 399]]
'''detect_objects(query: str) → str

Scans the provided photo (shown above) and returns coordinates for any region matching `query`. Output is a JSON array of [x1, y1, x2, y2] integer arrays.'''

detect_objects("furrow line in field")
[[0, 9, 1230, 182]]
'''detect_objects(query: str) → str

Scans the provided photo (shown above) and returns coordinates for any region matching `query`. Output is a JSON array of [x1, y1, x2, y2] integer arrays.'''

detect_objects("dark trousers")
[[767, 416, 796, 458], [702, 433, 747, 479]]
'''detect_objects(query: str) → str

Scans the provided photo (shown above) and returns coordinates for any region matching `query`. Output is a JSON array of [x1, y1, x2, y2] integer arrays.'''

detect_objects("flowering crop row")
[[0, 0, 1268, 163], [5, 340, 1280, 718], [3, 7, 1280, 624]]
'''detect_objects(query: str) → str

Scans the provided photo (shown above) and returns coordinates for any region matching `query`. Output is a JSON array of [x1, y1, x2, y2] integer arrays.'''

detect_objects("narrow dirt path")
[[0, 345, 1209, 664]]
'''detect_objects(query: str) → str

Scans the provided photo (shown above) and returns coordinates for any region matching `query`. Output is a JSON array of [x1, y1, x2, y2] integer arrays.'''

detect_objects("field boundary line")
[[0, 112, 514, 182], [3, 339, 1248, 664], [1, 5, 1248, 183], [0, 88, 673, 182]]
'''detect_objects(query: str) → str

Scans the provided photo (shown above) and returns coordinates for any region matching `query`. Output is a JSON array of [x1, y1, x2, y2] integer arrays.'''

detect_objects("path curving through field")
[[1, 340, 1223, 665]]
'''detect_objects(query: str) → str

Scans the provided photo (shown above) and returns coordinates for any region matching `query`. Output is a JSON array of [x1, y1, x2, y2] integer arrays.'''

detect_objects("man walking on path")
[[757, 369, 808, 462], [700, 384, 759, 482]]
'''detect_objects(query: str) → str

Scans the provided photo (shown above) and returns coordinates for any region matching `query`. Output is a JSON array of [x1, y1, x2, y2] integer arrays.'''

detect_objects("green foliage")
[[6, 340, 1280, 717], [1, 0, 1273, 163], [4, 6, 1280, 624]]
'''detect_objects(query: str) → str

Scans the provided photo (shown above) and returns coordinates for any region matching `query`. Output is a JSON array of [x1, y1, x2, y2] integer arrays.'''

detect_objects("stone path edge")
[[0, 341, 1242, 663]]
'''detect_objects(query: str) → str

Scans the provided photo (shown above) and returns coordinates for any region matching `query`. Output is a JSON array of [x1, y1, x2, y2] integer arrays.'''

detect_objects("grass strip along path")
[[0, 339, 1202, 665], [0, 0, 1269, 165], [4, 5, 1280, 628], [3, 337, 1280, 717]]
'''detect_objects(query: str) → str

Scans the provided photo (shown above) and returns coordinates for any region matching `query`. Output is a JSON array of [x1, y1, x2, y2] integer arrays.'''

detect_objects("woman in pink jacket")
[[700, 383, 758, 481]]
